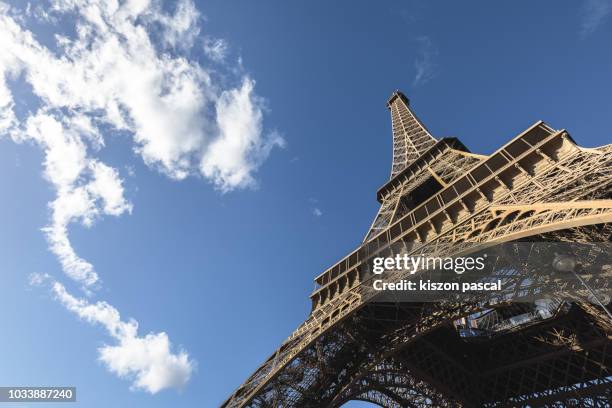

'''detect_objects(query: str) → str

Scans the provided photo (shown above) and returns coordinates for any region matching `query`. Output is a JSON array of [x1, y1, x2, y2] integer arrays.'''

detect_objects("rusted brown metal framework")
[[222, 91, 612, 407]]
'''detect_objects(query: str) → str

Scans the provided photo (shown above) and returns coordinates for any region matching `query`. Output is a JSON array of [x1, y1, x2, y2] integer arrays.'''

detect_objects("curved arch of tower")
[[222, 91, 612, 408]]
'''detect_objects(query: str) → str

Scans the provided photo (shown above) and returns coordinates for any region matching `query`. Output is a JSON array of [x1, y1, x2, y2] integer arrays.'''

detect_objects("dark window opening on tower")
[[399, 176, 444, 211]]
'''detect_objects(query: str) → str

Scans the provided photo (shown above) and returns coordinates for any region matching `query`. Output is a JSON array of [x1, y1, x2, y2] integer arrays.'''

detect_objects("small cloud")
[[152, 0, 201, 50], [125, 165, 136, 178], [203, 37, 229, 62], [412, 36, 438, 87], [308, 198, 322, 217], [580, 0, 611, 37], [28, 272, 50, 287]]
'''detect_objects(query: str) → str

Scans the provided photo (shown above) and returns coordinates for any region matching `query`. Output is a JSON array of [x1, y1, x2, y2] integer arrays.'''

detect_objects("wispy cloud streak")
[[580, 0, 611, 37], [412, 36, 438, 87]]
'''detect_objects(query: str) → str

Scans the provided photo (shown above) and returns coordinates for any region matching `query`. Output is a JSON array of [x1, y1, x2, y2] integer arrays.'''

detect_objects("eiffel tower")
[[223, 91, 612, 407]]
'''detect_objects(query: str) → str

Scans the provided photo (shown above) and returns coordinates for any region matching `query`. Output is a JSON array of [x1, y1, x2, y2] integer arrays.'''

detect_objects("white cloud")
[[0, 77, 16, 133], [14, 112, 131, 288], [0, 0, 281, 393], [18, 113, 99, 287], [0, 0, 282, 188], [412, 36, 438, 87], [202, 78, 285, 191], [53, 282, 194, 393], [312, 207, 323, 217], [580, 0, 611, 37], [88, 161, 133, 216]]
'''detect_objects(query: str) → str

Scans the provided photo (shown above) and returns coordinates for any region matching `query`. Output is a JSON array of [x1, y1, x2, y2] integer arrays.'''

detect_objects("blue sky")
[[0, 1, 611, 407]]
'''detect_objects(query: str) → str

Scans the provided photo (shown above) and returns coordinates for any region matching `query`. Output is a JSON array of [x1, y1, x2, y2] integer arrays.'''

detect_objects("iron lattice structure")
[[223, 91, 612, 407]]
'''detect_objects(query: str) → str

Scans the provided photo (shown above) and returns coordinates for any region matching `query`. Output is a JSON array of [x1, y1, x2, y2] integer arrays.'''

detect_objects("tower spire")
[[387, 90, 437, 178]]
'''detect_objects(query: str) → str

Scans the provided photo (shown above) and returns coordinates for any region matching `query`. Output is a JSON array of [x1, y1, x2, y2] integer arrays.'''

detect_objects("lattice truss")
[[389, 92, 437, 177], [223, 92, 612, 408], [365, 148, 483, 242]]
